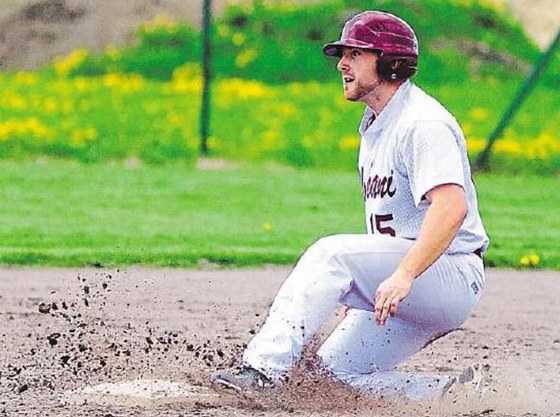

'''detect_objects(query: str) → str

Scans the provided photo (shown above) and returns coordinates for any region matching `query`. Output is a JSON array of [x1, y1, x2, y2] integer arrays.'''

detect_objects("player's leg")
[[242, 234, 418, 379], [317, 253, 484, 400], [317, 309, 450, 400]]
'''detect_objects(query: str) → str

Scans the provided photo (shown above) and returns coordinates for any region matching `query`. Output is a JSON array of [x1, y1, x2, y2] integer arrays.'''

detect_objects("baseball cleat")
[[440, 363, 491, 400], [210, 367, 276, 392]]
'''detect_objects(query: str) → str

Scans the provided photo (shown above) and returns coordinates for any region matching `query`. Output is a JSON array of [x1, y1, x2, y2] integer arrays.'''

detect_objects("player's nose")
[[337, 56, 349, 72]]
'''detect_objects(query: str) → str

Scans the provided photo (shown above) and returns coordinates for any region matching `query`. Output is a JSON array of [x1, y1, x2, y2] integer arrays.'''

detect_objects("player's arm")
[[398, 183, 467, 279], [374, 183, 467, 325]]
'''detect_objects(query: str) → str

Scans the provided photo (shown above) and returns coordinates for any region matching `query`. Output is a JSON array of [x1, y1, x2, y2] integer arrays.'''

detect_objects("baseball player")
[[212, 11, 489, 401]]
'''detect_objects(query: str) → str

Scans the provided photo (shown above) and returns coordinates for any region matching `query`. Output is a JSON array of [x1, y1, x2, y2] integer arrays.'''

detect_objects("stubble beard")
[[345, 78, 383, 102]]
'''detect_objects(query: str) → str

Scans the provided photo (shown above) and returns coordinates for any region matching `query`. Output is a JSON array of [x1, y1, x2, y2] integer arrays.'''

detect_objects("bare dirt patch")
[[1, 266, 559, 416]]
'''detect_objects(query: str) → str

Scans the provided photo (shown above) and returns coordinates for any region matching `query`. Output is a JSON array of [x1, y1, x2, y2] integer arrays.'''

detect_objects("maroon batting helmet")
[[323, 11, 419, 80]]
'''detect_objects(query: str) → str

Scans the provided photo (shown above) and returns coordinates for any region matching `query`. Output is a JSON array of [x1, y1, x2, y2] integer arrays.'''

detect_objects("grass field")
[[0, 161, 558, 269]]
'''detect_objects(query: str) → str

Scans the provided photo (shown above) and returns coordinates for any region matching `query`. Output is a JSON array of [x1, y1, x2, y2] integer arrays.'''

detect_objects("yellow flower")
[[520, 253, 540, 267], [141, 13, 178, 32], [217, 24, 230, 38], [288, 83, 304, 94], [14, 71, 38, 85], [84, 127, 98, 140], [275, 103, 296, 117], [461, 122, 473, 137], [70, 127, 98, 147], [103, 73, 145, 92], [218, 79, 274, 101], [235, 49, 258, 68], [479, 0, 506, 13], [302, 136, 314, 148], [54, 48, 89, 77], [173, 63, 201, 80], [263, 222, 273, 232], [232, 33, 245, 46], [167, 113, 182, 125], [525, 131, 559, 160], [62, 100, 74, 113], [494, 138, 522, 156], [207, 137, 218, 150], [466, 137, 486, 153], [73, 78, 89, 91], [339, 135, 360, 150], [469, 107, 488, 121], [168, 77, 202, 94], [453, 0, 504, 13], [70, 129, 84, 147], [261, 130, 279, 150], [0, 118, 53, 142], [43, 98, 58, 113], [167, 64, 202, 93], [4, 95, 26, 109]]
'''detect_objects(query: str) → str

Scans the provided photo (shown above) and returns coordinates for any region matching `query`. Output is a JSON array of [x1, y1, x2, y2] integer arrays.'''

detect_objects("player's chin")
[[343, 90, 360, 102]]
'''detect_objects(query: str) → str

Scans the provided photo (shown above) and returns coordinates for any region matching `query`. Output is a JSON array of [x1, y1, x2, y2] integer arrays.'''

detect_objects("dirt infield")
[[1, 266, 559, 416]]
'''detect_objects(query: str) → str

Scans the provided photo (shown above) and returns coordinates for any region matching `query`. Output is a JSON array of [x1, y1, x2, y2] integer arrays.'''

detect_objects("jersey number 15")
[[369, 214, 396, 236]]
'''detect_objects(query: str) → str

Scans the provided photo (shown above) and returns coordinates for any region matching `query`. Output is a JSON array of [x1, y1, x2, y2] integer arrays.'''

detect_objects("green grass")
[[0, 161, 558, 269], [475, 175, 560, 269]]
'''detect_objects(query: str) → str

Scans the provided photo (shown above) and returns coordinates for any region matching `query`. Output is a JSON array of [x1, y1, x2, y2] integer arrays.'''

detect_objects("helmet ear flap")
[[376, 56, 394, 81], [376, 55, 417, 81]]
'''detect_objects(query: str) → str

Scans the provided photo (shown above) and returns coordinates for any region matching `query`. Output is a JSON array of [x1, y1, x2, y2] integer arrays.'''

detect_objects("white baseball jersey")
[[358, 80, 489, 255], [243, 80, 488, 400]]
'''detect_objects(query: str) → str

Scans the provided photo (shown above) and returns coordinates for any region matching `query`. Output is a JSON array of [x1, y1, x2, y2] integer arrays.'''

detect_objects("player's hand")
[[374, 269, 415, 326]]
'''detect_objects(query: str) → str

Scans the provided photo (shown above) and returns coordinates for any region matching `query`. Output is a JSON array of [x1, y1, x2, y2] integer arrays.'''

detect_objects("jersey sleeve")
[[400, 120, 465, 207]]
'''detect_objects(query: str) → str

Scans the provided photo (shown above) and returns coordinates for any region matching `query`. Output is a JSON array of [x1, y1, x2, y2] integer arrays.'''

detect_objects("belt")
[[473, 248, 483, 258]]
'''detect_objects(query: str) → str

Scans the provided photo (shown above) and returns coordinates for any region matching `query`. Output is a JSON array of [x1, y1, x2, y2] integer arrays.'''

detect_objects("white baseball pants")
[[243, 234, 484, 400]]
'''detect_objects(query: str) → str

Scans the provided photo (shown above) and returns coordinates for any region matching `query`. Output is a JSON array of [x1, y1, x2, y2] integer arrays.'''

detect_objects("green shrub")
[[60, 0, 559, 86], [66, 16, 200, 80]]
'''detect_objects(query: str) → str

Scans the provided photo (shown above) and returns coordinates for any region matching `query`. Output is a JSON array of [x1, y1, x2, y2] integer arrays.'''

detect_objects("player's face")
[[337, 48, 382, 102]]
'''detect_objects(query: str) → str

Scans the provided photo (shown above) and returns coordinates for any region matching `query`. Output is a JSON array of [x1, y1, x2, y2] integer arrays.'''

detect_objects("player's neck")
[[362, 81, 402, 115]]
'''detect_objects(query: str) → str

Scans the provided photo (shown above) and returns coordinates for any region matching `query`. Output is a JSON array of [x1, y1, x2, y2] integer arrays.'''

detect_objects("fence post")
[[200, 0, 213, 155], [475, 28, 560, 171]]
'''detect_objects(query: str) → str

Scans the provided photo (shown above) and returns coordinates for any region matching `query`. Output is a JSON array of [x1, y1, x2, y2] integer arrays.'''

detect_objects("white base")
[[62, 379, 221, 407]]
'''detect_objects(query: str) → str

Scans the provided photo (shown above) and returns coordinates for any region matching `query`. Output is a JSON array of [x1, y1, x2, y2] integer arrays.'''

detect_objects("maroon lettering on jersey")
[[360, 166, 397, 201]]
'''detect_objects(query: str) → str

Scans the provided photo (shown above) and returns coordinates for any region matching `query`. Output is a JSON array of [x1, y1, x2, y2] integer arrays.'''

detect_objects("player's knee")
[[307, 235, 343, 260]]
